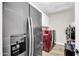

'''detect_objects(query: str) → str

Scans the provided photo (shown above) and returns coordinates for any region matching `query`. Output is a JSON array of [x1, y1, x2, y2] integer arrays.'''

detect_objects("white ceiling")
[[32, 2, 74, 14]]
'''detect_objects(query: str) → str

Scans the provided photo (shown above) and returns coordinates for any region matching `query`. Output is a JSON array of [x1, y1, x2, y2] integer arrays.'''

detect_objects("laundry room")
[[1, 2, 75, 56], [32, 2, 75, 56]]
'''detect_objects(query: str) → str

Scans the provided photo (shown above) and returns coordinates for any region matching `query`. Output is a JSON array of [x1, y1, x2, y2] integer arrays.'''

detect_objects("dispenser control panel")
[[10, 34, 26, 56]]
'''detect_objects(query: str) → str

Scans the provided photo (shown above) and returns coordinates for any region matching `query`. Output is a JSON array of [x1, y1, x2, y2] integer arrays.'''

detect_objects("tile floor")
[[42, 44, 64, 56]]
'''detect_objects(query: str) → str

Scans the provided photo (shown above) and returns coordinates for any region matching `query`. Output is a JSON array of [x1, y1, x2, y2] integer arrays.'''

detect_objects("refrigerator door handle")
[[27, 16, 32, 56], [30, 17, 34, 56]]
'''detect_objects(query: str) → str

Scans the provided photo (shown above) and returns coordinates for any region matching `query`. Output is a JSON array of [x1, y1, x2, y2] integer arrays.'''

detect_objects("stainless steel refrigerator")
[[3, 2, 42, 56]]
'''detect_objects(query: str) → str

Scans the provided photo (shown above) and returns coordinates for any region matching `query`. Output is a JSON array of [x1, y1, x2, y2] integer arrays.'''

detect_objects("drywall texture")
[[48, 8, 75, 44]]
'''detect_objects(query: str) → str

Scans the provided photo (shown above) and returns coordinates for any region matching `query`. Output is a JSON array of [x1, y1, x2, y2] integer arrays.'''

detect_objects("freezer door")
[[3, 2, 29, 56], [30, 5, 42, 56]]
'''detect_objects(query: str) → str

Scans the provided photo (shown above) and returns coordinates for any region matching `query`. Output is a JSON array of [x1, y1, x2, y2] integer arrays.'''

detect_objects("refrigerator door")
[[30, 5, 42, 56], [3, 2, 29, 56]]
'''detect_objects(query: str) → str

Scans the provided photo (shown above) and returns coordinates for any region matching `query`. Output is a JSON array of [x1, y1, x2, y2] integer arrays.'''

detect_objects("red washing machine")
[[42, 27, 56, 52], [43, 30, 51, 52]]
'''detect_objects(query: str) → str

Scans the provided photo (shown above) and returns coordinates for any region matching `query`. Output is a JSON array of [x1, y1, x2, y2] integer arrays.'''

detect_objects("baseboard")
[[56, 42, 64, 46]]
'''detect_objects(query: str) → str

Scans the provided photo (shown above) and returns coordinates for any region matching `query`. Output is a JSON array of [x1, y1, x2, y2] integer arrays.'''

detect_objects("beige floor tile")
[[42, 44, 64, 56]]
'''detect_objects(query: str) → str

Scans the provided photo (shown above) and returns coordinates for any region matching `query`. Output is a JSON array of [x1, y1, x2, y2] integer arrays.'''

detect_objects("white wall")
[[48, 8, 75, 44], [0, 2, 2, 56], [42, 13, 49, 27]]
